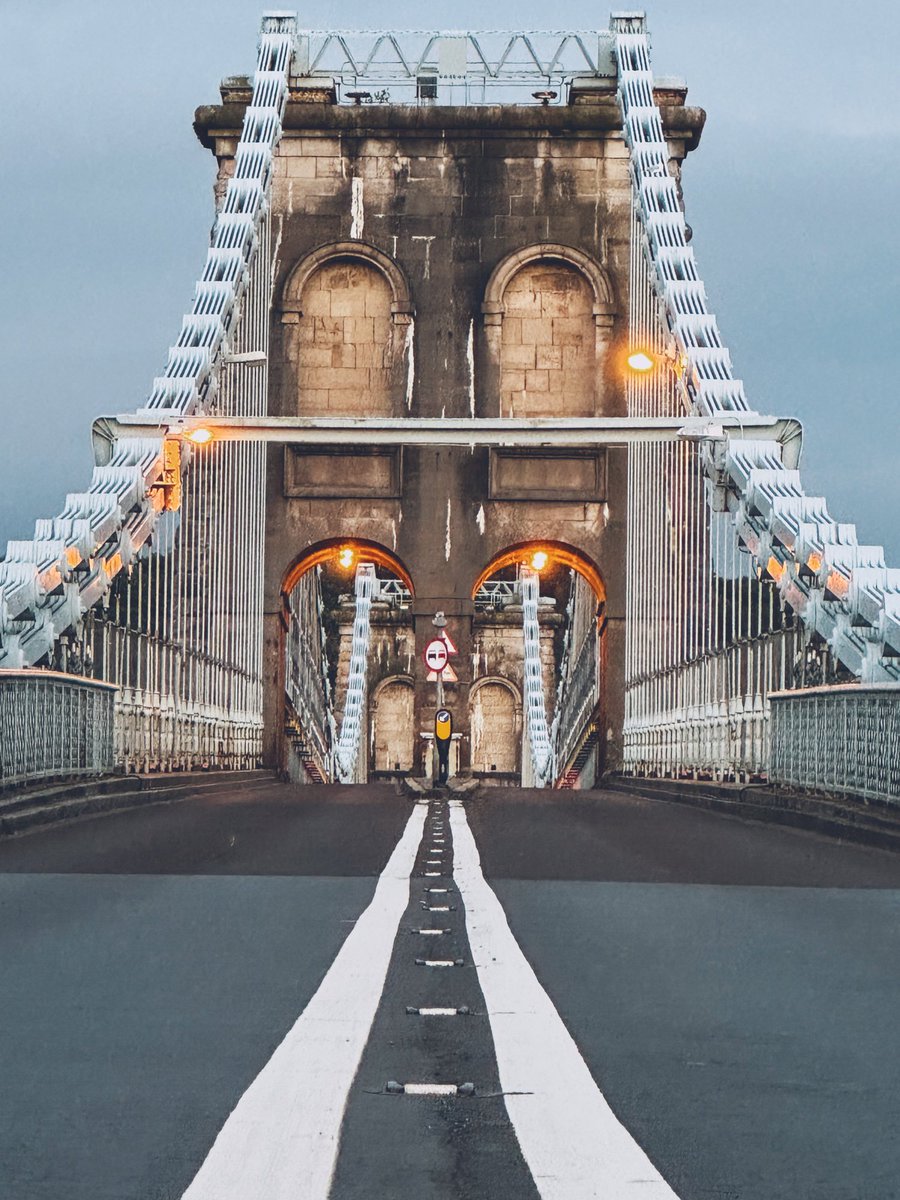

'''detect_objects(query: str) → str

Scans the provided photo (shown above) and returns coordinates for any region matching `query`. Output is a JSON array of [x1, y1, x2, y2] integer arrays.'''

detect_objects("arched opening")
[[472, 540, 606, 604], [481, 244, 616, 419], [371, 676, 415, 774], [281, 242, 414, 419], [280, 540, 415, 785], [283, 539, 415, 598], [469, 677, 521, 777], [472, 541, 608, 788], [500, 262, 595, 417]]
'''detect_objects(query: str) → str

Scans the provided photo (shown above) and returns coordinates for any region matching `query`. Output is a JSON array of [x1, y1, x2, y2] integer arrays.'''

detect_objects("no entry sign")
[[423, 638, 449, 673]]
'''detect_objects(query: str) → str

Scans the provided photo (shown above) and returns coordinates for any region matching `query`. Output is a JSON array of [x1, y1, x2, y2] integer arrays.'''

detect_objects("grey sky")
[[1, 0, 898, 560]]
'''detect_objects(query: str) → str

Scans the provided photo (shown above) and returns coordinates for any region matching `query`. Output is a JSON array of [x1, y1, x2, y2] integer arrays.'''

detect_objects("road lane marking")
[[449, 800, 681, 1200], [397, 1082, 460, 1095], [179, 801, 428, 1200]]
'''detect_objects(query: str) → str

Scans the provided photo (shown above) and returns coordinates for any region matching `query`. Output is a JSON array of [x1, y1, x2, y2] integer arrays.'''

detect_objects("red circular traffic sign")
[[423, 638, 449, 672]]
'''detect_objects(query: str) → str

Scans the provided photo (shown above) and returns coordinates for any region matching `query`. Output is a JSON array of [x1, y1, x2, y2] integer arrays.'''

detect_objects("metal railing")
[[769, 684, 900, 803], [0, 670, 116, 788], [556, 628, 600, 774]]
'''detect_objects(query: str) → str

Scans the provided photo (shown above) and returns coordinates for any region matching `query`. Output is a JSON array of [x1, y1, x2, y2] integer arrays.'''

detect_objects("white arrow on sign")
[[423, 638, 450, 673]]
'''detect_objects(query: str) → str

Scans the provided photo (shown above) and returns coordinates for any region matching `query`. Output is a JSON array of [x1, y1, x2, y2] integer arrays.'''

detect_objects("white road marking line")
[[179, 802, 427, 1200], [416, 1007, 459, 1016], [427, 905, 451, 912], [449, 801, 681, 1200], [427, 887, 448, 893], [413, 928, 446, 935], [398, 1083, 459, 1095], [417, 959, 458, 967]]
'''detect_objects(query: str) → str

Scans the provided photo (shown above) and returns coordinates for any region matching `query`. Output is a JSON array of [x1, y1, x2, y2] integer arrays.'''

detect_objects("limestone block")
[[501, 366, 527, 392], [536, 345, 563, 370], [551, 317, 588, 346], [330, 288, 367, 318], [520, 318, 550, 346], [525, 369, 550, 392], [501, 317, 523, 346], [301, 347, 333, 368], [343, 316, 376, 345], [299, 286, 331, 317], [300, 137, 342, 158], [285, 158, 318, 179], [502, 344, 536, 369]]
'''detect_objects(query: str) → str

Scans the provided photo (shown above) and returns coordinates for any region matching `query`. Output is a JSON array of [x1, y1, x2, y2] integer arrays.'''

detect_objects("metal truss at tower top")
[[295, 30, 617, 104]]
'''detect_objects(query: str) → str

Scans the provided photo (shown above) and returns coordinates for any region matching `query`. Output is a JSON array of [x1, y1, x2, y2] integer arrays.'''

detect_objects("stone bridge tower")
[[194, 69, 704, 780]]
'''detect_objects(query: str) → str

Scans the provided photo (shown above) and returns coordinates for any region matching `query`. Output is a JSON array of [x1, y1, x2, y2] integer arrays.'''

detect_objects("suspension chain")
[[612, 14, 899, 682], [520, 567, 554, 785], [0, 15, 296, 669], [333, 564, 377, 782]]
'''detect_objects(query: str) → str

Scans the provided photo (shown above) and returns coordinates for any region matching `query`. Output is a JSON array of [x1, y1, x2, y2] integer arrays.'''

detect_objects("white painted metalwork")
[[520, 567, 554, 785], [98, 412, 801, 450], [285, 567, 332, 781], [615, 12, 898, 682], [297, 29, 615, 105], [614, 12, 899, 785], [0, 670, 116, 787], [769, 685, 900, 803], [475, 581, 518, 610], [334, 563, 377, 782], [0, 13, 296, 774], [376, 578, 413, 609], [554, 572, 602, 780]]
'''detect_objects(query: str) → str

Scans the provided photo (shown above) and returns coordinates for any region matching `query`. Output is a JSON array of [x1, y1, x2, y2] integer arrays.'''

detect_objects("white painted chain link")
[[334, 564, 377, 782], [0, 15, 296, 669], [520, 567, 554, 785], [613, 15, 899, 682]]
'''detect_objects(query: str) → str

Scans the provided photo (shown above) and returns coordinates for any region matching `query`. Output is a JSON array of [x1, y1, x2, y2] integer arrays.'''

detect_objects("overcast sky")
[[1, 0, 898, 561]]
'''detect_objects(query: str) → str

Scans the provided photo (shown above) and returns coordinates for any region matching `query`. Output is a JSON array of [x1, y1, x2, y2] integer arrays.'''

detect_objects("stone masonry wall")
[[194, 89, 705, 776]]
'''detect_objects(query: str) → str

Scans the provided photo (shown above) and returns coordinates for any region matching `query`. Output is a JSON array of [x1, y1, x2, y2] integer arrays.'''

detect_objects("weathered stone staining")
[[194, 80, 704, 781]]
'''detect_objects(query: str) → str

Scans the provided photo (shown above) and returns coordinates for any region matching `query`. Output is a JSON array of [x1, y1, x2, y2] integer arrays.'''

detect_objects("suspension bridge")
[[2, 15, 897, 803], [1, 13, 899, 1200]]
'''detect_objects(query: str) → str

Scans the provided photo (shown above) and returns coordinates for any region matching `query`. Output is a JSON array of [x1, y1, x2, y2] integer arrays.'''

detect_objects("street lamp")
[[626, 351, 655, 373], [185, 427, 214, 445]]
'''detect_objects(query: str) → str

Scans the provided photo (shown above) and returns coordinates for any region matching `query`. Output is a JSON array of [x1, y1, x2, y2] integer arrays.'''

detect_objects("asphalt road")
[[0, 779, 898, 1199]]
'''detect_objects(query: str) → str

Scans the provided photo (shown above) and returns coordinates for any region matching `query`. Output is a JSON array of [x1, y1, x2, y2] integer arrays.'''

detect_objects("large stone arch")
[[481, 244, 616, 418], [281, 537, 415, 599], [280, 241, 414, 418], [471, 540, 607, 603]]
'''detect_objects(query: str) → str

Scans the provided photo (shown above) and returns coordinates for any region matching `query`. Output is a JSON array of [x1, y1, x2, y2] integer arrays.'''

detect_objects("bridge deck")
[[0, 781, 897, 1199]]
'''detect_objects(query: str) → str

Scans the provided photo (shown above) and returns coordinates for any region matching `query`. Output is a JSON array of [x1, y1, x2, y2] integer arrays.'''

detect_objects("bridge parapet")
[[0, 671, 116, 789], [769, 685, 900, 804]]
